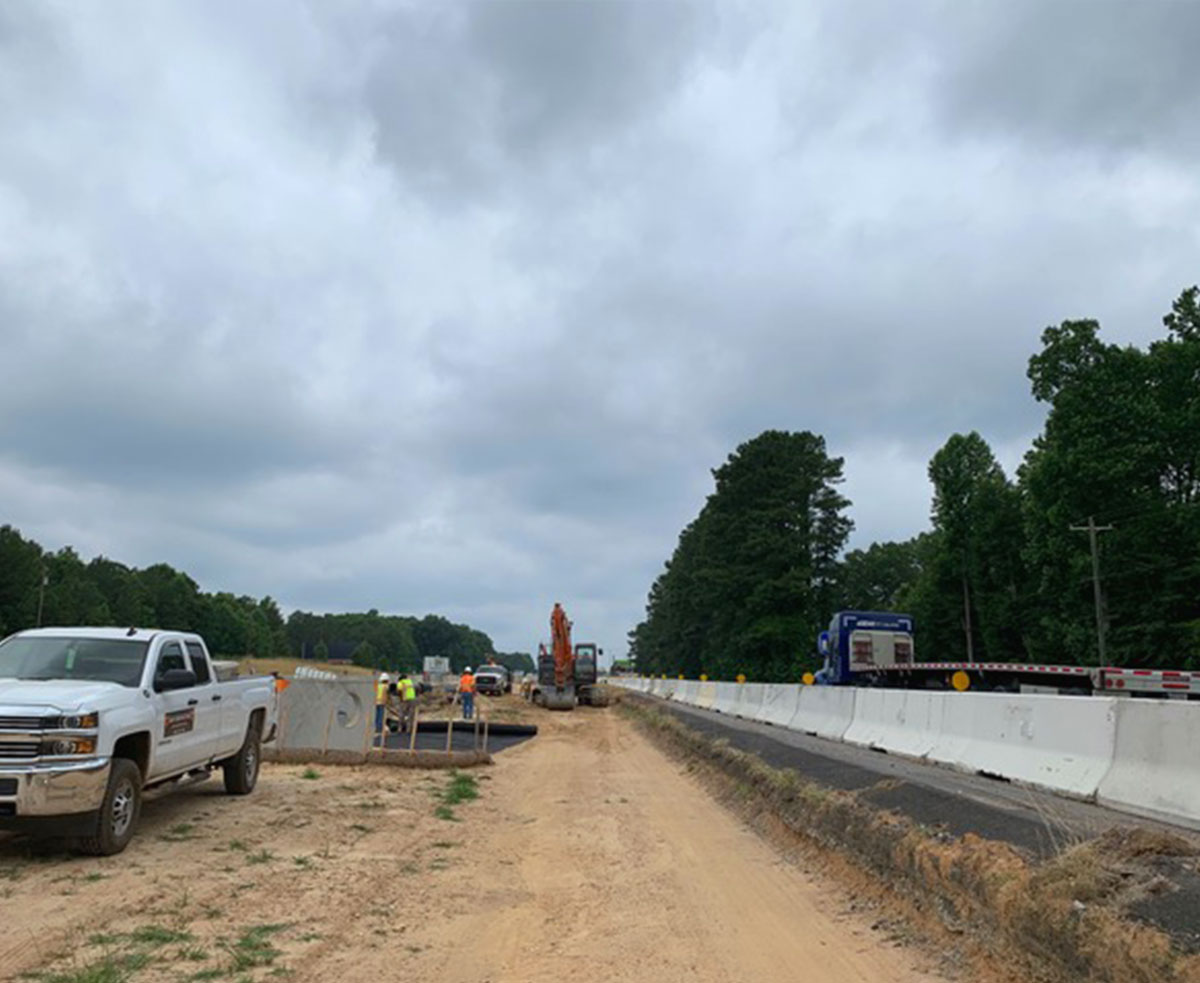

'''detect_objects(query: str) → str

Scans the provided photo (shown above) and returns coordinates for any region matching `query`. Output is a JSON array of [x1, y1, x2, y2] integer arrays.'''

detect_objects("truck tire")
[[223, 719, 261, 795], [78, 758, 142, 856]]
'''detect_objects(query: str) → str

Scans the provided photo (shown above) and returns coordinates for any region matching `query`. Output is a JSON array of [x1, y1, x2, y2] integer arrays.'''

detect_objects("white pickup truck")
[[0, 627, 277, 855]]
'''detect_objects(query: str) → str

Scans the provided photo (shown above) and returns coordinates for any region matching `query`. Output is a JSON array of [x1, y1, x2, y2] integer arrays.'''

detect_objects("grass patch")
[[245, 849, 275, 866], [33, 957, 132, 983], [291, 856, 313, 869], [443, 771, 479, 806], [431, 841, 457, 849], [159, 822, 198, 842], [129, 925, 193, 947], [228, 839, 249, 852], [433, 770, 479, 821], [300, 768, 320, 780], [223, 924, 289, 971]]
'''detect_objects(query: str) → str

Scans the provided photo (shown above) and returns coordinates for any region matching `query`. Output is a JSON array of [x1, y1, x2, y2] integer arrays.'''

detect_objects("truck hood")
[[0, 678, 129, 712]]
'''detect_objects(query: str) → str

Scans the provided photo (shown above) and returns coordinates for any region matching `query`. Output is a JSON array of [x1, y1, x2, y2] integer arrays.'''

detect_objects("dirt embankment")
[[623, 697, 1200, 983], [4, 700, 948, 983]]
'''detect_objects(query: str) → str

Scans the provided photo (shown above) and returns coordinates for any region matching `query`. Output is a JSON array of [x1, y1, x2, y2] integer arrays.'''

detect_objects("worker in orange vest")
[[458, 667, 476, 720]]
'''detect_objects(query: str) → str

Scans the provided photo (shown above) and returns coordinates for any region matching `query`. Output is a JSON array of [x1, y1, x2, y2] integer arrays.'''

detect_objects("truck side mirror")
[[817, 632, 830, 658], [156, 668, 197, 692]]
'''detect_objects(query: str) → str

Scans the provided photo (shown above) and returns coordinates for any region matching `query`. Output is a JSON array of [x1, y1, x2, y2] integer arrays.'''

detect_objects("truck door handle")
[[187, 699, 199, 706], [212, 695, 222, 702]]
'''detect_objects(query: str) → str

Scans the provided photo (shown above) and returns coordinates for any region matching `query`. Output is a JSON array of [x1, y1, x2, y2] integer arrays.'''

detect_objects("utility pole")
[[36, 570, 48, 628], [961, 572, 974, 663], [1070, 516, 1114, 664]]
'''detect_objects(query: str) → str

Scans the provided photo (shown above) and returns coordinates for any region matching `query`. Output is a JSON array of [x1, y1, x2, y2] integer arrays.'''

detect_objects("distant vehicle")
[[473, 663, 511, 696], [817, 611, 1200, 698], [0, 627, 277, 854]]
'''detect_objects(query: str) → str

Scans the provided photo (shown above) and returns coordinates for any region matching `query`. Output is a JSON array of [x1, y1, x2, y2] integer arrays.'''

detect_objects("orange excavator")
[[536, 602, 601, 710], [537, 602, 576, 710]]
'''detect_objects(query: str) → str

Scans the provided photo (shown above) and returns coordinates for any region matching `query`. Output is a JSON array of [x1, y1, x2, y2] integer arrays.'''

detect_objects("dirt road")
[[1, 702, 944, 983]]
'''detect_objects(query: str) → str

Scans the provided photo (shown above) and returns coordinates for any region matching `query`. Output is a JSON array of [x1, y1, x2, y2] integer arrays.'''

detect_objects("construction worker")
[[459, 666, 476, 720], [374, 672, 390, 733], [398, 671, 417, 733]]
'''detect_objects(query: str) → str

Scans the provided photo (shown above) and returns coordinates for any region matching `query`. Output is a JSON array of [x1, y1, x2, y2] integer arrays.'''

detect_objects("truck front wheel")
[[79, 758, 142, 856], [223, 720, 261, 795]]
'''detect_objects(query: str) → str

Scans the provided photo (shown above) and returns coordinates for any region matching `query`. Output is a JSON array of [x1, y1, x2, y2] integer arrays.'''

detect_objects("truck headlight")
[[56, 712, 100, 730], [41, 737, 97, 756]]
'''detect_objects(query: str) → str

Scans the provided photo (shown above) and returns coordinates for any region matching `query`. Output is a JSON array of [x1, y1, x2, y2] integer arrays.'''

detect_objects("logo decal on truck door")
[[163, 708, 195, 738]]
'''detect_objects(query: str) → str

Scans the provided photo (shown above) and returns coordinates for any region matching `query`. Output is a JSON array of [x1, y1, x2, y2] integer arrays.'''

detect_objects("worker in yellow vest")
[[397, 671, 417, 733], [459, 667, 476, 720], [374, 672, 390, 733]]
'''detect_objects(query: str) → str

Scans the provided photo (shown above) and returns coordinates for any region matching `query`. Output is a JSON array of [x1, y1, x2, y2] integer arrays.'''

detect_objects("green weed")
[[223, 923, 289, 971]]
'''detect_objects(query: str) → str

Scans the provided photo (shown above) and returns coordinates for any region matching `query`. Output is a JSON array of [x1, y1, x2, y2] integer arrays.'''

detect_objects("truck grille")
[[0, 716, 46, 731], [0, 742, 39, 760]]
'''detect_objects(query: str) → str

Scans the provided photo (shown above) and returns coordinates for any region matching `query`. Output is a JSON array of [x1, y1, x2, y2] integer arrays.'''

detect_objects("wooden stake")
[[408, 705, 419, 753]]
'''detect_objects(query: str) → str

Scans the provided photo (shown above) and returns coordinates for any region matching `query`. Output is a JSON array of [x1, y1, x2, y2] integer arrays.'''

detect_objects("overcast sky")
[[2, 1, 1197, 659]]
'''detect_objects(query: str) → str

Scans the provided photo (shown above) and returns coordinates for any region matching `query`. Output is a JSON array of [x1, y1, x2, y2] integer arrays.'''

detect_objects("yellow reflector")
[[802, 672, 815, 686], [736, 673, 746, 684], [951, 670, 971, 692]]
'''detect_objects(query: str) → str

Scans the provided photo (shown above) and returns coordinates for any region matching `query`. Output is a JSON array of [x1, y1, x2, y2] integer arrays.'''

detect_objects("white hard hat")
[[380, 672, 390, 681], [465, 666, 472, 672]]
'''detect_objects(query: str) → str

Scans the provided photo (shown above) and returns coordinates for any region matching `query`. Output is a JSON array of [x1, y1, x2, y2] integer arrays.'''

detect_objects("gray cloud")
[[1, 0, 1197, 656], [934, 2, 1200, 156]]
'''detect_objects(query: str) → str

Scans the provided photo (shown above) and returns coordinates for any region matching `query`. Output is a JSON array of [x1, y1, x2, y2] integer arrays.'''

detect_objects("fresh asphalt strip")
[[648, 699, 1179, 859]]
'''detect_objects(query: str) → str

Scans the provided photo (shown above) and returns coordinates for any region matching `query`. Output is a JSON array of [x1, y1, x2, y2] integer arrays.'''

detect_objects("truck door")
[[188, 641, 241, 760], [184, 641, 230, 762], [149, 639, 218, 778]]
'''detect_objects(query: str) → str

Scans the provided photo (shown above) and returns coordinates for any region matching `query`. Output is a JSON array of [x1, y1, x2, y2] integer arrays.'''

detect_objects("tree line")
[[630, 286, 1200, 679], [0, 526, 533, 672]]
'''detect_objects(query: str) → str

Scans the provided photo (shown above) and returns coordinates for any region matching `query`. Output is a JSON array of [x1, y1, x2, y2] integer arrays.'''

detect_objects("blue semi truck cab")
[[815, 611, 915, 685]]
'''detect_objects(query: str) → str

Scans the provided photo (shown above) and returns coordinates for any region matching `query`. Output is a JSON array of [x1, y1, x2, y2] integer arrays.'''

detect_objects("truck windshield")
[[0, 637, 149, 687]]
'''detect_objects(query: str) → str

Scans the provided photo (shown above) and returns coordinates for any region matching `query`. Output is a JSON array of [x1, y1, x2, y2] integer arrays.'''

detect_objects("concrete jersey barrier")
[[926, 692, 1118, 799], [676, 680, 701, 706], [791, 686, 858, 740], [695, 681, 717, 710], [757, 684, 802, 727], [711, 682, 740, 715], [843, 689, 945, 759], [733, 682, 766, 720], [1098, 700, 1200, 830]]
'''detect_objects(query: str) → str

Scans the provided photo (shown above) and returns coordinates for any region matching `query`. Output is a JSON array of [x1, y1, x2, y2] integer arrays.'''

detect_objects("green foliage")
[[632, 430, 852, 681], [632, 286, 1200, 675], [0, 527, 501, 668], [285, 609, 495, 672]]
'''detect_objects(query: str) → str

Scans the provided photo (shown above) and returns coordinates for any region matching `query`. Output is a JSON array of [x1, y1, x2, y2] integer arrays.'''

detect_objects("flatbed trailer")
[[818, 611, 1200, 699]]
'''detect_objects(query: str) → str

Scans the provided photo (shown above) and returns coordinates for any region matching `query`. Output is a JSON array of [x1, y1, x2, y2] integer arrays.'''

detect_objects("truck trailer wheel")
[[223, 720, 261, 795], [78, 758, 142, 856]]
